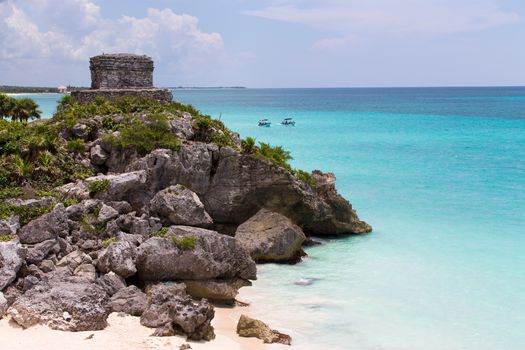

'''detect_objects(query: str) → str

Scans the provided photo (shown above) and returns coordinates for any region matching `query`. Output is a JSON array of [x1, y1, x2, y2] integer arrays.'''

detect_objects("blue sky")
[[0, 0, 524, 87]]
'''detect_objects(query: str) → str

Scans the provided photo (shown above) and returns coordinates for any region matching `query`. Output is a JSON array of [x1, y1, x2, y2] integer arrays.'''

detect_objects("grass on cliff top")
[[241, 136, 316, 185]]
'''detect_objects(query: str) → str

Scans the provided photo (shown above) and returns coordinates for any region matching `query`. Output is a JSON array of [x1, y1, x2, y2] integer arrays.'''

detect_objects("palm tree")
[[0, 93, 16, 120], [11, 98, 42, 122]]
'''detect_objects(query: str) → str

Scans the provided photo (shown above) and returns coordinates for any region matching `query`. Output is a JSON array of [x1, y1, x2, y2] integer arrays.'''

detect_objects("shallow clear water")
[[32, 87, 525, 349]]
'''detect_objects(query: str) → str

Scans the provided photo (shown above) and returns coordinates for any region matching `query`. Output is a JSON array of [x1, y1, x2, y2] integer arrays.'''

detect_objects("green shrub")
[[258, 142, 293, 170], [171, 235, 199, 250], [66, 138, 85, 153], [0, 235, 15, 242], [294, 169, 317, 186], [62, 198, 78, 207], [0, 205, 51, 225], [153, 227, 169, 238], [102, 237, 117, 248], [103, 113, 180, 155], [241, 137, 256, 154], [0, 187, 23, 201], [88, 179, 111, 197], [80, 214, 106, 235]]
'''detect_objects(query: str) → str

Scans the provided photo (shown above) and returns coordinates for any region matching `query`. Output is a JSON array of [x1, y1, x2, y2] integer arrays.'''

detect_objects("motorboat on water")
[[258, 119, 271, 127], [281, 118, 295, 126]]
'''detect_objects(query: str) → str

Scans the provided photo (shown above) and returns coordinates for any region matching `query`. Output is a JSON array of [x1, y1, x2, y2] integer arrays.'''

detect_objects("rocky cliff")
[[0, 96, 371, 339]]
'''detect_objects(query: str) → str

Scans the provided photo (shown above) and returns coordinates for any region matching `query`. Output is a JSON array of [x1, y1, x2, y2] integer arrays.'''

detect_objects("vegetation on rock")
[[171, 235, 199, 250], [88, 179, 111, 197]]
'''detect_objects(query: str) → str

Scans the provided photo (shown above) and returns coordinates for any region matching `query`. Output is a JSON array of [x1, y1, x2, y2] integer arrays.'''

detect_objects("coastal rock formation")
[[140, 283, 215, 340], [150, 185, 213, 228], [236, 314, 292, 345], [0, 292, 7, 318], [135, 226, 256, 281], [96, 240, 138, 278], [8, 281, 110, 331], [235, 209, 306, 263], [0, 215, 19, 236]]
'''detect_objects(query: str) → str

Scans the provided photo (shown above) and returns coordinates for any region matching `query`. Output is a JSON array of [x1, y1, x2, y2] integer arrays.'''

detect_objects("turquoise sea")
[[25, 87, 525, 350]]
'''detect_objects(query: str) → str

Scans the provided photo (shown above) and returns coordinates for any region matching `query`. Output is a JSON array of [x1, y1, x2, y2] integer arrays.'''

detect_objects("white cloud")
[[0, 0, 224, 68], [245, 0, 520, 49]]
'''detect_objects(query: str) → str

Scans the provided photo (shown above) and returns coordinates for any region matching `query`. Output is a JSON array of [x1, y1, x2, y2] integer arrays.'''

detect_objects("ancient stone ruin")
[[72, 53, 172, 103]]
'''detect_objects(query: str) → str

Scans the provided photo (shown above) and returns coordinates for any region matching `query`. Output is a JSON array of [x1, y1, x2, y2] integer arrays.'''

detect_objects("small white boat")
[[281, 118, 295, 126], [258, 119, 271, 127]]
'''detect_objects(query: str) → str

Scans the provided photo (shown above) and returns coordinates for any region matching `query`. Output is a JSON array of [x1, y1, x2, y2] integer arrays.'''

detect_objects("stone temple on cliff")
[[72, 53, 172, 103]]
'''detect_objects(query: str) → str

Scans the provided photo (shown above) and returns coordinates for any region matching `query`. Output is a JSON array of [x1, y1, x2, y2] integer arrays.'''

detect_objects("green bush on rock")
[[88, 179, 110, 197], [171, 235, 199, 250]]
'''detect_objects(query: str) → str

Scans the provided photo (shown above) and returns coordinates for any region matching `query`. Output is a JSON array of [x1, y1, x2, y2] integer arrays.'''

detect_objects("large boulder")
[[110, 285, 148, 316], [0, 240, 24, 291], [150, 185, 212, 228], [97, 240, 137, 278], [140, 283, 215, 341], [235, 209, 306, 263], [204, 152, 371, 235], [56, 171, 148, 206], [184, 278, 250, 304], [17, 204, 69, 244], [135, 226, 256, 282], [97, 272, 127, 296], [237, 314, 291, 345], [26, 239, 61, 265], [8, 281, 110, 331], [170, 112, 194, 140]]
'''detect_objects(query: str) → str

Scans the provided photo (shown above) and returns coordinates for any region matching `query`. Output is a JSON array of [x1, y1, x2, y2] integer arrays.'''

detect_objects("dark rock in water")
[[184, 278, 251, 304], [18, 204, 69, 244], [235, 209, 306, 264], [140, 283, 215, 341], [135, 226, 256, 282], [0, 240, 24, 291], [150, 185, 213, 228], [8, 281, 110, 331], [294, 277, 319, 286], [236, 314, 291, 345], [302, 237, 323, 247], [110, 286, 148, 316]]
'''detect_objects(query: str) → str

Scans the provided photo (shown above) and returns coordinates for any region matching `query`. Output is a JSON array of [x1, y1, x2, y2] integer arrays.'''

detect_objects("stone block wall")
[[90, 54, 154, 89]]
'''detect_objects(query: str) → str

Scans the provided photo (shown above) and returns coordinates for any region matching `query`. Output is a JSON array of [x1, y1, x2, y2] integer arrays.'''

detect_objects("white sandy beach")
[[0, 306, 272, 350]]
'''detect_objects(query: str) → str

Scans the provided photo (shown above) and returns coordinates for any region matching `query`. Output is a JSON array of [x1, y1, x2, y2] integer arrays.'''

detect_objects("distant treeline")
[[0, 86, 89, 93]]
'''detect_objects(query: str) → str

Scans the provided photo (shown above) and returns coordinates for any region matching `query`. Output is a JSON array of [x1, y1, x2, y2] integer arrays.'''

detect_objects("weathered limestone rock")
[[26, 239, 60, 265], [204, 152, 372, 235], [150, 185, 212, 228], [135, 226, 256, 282], [56, 250, 93, 271], [97, 272, 127, 296], [125, 144, 213, 196], [17, 204, 68, 244], [0, 215, 19, 236], [57, 171, 148, 207], [0, 292, 7, 318], [110, 285, 148, 316], [71, 123, 89, 139], [237, 314, 291, 345], [8, 281, 110, 331], [184, 278, 251, 304], [170, 112, 194, 140], [97, 240, 137, 278], [0, 240, 23, 291], [90, 144, 109, 165], [140, 284, 215, 341], [74, 263, 97, 282], [97, 204, 119, 223], [235, 209, 306, 263]]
